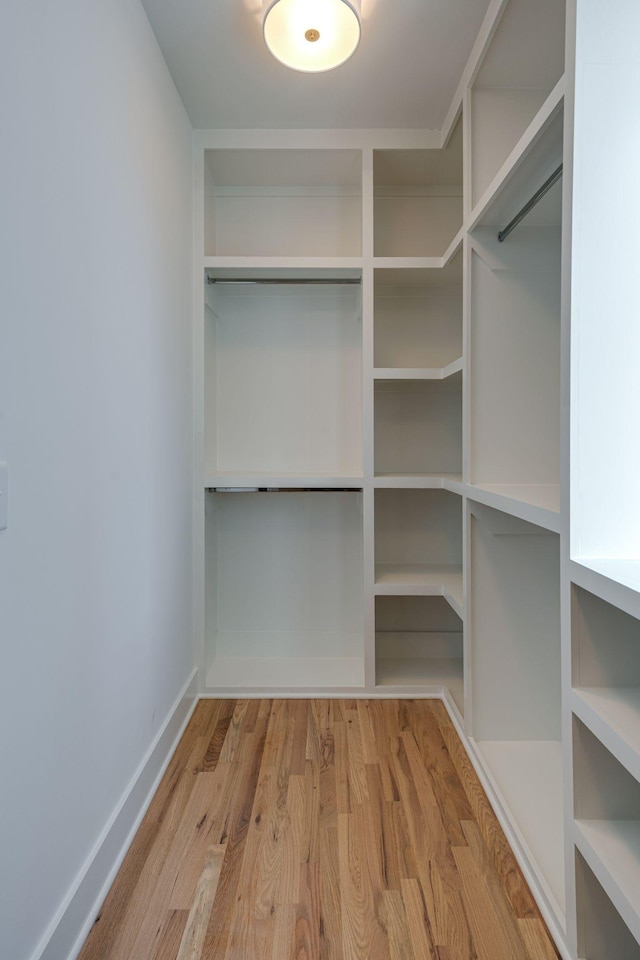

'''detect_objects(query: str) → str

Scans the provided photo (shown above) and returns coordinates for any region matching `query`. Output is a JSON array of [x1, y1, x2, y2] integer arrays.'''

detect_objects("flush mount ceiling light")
[[263, 0, 361, 73]]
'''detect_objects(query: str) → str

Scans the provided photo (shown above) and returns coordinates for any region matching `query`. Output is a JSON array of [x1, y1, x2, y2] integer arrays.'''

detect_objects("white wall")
[[0, 3, 194, 959]]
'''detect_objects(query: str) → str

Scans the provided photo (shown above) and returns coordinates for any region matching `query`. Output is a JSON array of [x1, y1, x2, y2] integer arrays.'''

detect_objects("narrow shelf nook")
[[572, 586, 640, 784], [374, 375, 462, 480], [375, 595, 463, 710], [373, 119, 462, 258], [574, 719, 640, 948], [374, 253, 462, 370], [576, 851, 640, 960], [374, 488, 462, 615], [469, 502, 563, 918], [205, 275, 362, 482], [204, 149, 362, 257], [205, 490, 364, 691], [470, 0, 565, 210]]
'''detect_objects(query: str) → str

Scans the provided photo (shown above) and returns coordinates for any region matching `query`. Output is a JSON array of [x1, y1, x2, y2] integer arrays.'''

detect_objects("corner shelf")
[[466, 483, 561, 534], [373, 358, 462, 380], [575, 819, 640, 949], [374, 564, 463, 616]]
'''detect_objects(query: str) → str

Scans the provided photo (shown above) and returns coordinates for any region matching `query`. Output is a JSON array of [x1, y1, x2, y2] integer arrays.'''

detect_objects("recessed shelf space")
[[373, 254, 462, 372], [375, 596, 463, 709], [205, 278, 362, 481], [374, 489, 462, 615], [374, 375, 462, 480], [572, 586, 640, 786], [574, 718, 640, 948], [205, 490, 364, 690], [576, 851, 640, 960], [469, 220, 561, 494], [373, 119, 463, 258], [469, 502, 563, 916], [470, 0, 565, 209], [204, 149, 362, 257]]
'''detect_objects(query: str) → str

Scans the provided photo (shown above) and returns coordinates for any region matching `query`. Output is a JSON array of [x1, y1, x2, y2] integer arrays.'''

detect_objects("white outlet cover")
[[0, 462, 7, 531]]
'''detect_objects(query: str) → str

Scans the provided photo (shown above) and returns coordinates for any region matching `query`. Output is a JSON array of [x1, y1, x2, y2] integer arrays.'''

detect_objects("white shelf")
[[470, 77, 565, 230], [373, 358, 462, 380], [206, 473, 363, 490], [474, 739, 565, 918], [205, 654, 365, 691], [573, 688, 640, 786], [575, 819, 640, 948], [374, 564, 463, 615], [376, 655, 463, 708], [466, 483, 561, 533], [374, 474, 463, 490], [204, 256, 363, 278]]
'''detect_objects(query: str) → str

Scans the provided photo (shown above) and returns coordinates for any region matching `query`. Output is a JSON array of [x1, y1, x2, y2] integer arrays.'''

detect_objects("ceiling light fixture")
[[263, 0, 361, 73]]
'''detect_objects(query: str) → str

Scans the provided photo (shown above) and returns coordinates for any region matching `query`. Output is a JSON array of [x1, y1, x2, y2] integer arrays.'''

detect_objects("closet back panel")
[[206, 284, 362, 477], [374, 284, 462, 369]]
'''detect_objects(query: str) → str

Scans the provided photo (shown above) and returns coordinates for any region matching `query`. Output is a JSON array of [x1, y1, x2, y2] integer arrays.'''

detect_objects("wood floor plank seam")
[[78, 699, 561, 960]]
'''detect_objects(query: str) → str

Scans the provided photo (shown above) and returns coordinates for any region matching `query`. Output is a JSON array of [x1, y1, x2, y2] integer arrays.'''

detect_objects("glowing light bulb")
[[263, 0, 361, 72]]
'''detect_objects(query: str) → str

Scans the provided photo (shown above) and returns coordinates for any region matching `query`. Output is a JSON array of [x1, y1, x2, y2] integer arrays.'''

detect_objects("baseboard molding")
[[31, 668, 199, 960]]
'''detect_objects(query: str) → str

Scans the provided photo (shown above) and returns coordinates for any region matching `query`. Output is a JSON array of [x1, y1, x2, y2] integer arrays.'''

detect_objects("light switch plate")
[[0, 462, 7, 531]]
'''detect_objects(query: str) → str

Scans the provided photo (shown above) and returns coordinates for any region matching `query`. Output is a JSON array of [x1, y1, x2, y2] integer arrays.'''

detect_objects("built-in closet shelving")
[[195, 0, 640, 955]]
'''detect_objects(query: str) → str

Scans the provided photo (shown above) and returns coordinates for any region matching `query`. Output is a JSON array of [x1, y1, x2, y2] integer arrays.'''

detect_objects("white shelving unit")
[[193, 0, 640, 955]]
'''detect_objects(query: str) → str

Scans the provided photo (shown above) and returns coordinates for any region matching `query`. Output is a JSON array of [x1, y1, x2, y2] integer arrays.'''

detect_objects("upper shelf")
[[204, 148, 363, 258], [469, 80, 564, 232], [466, 484, 561, 534]]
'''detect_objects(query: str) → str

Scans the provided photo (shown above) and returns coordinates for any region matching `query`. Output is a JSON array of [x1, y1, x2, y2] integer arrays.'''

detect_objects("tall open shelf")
[[468, 502, 564, 922]]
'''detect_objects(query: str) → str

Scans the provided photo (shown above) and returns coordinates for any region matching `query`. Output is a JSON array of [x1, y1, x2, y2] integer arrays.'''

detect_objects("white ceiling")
[[141, 0, 492, 130]]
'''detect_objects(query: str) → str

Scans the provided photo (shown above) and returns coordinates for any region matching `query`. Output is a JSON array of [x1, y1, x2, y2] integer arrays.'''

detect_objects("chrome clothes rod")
[[206, 277, 361, 285], [497, 164, 563, 242]]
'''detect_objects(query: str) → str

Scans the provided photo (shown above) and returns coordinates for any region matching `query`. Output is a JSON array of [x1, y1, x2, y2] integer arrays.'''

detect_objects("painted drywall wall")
[[0, 2, 194, 958]]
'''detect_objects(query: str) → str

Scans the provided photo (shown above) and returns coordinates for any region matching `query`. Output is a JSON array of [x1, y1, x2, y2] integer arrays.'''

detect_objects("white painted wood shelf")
[[374, 564, 463, 615], [206, 473, 364, 490], [575, 819, 640, 947], [376, 655, 463, 708], [466, 483, 561, 533], [373, 358, 462, 380], [573, 688, 640, 786]]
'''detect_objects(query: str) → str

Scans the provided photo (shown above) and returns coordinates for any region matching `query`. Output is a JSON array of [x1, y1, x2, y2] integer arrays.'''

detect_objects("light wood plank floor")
[[79, 699, 560, 960]]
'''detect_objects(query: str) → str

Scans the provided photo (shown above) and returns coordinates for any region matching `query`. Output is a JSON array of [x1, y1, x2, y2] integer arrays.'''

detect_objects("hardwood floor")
[[78, 699, 560, 960]]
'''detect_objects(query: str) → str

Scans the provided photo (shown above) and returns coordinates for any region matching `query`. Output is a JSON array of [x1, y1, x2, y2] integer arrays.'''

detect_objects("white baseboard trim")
[[31, 668, 199, 960]]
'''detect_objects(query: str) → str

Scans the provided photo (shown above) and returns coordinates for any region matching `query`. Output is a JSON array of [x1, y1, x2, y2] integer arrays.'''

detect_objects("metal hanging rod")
[[208, 487, 362, 493], [206, 277, 361, 286], [497, 164, 563, 243]]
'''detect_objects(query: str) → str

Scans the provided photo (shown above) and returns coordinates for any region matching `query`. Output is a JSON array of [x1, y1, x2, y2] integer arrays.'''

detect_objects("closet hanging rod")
[[497, 164, 563, 242], [208, 487, 363, 494], [206, 277, 361, 285]]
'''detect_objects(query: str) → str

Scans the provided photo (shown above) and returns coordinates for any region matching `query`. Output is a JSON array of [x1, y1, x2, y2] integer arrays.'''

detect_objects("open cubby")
[[373, 118, 462, 258], [204, 149, 362, 257], [373, 253, 462, 370], [374, 489, 462, 614], [469, 222, 561, 490], [576, 851, 640, 960], [469, 502, 563, 914], [205, 490, 364, 689], [374, 375, 462, 479], [572, 586, 640, 782], [375, 595, 463, 708], [205, 278, 362, 483], [470, 0, 565, 208], [573, 719, 640, 948]]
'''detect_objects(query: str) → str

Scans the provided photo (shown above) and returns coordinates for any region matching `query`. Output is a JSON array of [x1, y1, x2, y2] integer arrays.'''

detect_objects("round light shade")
[[263, 0, 361, 73]]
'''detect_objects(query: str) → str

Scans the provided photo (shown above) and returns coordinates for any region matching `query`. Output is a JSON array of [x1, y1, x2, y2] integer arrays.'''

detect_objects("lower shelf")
[[375, 656, 463, 711], [573, 687, 640, 784], [474, 739, 565, 920], [374, 564, 463, 615], [575, 819, 640, 947], [205, 655, 365, 690]]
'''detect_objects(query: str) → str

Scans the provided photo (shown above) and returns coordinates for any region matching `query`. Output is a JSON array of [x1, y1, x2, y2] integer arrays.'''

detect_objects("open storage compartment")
[[373, 253, 463, 372], [374, 489, 462, 615], [374, 375, 462, 479], [469, 502, 564, 918], [572, 586, 640, 783], [375, 595, 463, 709], [470, 0, 565, 209], [469, 175, 561, 511], [373, 118, 462, 258], [204, 149, 362, 257], [576, 851, 640, 960], [205, 490, 364, 690], [205, 275, 363, 485]]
